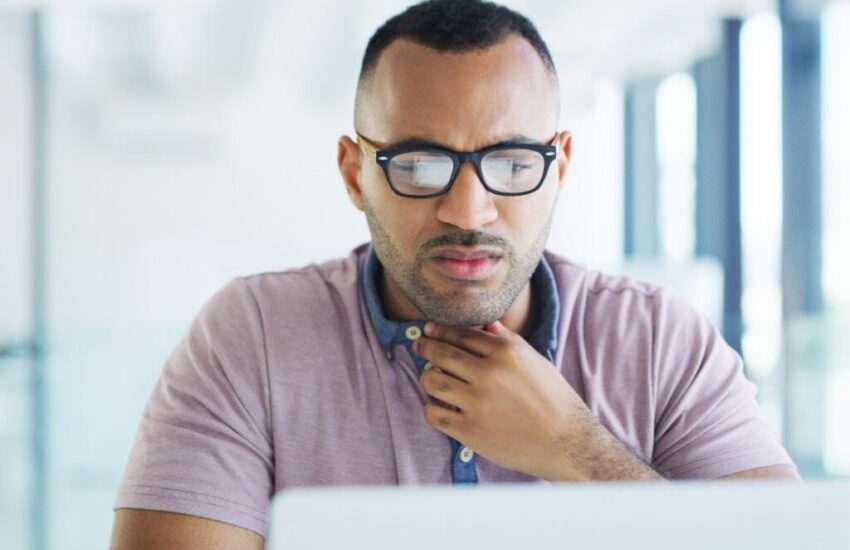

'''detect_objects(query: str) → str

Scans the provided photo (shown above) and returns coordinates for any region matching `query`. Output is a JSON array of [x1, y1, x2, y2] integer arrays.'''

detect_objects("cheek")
[[366, 181, 435, 253], [498, 192, 555, 245]]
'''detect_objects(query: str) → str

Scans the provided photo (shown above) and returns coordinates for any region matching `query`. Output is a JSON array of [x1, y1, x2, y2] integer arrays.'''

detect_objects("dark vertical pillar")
[[693, 19, 743, 354], [29, 11, 48, 550], [624, 80, 660, 258], [779, 0, 825, 477]]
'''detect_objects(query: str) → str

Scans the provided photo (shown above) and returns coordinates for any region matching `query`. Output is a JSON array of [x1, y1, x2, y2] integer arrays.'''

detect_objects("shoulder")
[[543, 249, 680, 319], [189, 245, 367, 342], [544, 250, 659, 297], [543, 250, 714, 358], [195, 245, 369, 349], [238, 244, 366, 305]]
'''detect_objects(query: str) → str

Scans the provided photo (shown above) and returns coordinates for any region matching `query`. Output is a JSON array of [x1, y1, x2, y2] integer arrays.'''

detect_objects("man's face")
[[349, 35, 569, 326]]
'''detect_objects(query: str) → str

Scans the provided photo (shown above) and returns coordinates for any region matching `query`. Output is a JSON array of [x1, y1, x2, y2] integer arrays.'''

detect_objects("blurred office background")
[[0, 0, 848, 548]]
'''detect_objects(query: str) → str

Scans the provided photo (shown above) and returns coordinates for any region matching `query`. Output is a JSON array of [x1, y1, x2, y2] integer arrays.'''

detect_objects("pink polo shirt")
[[114, 243, 795, 537]]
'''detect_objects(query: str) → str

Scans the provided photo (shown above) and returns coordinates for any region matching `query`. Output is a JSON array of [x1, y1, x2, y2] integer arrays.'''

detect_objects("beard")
[[362, 197, 554, 327]]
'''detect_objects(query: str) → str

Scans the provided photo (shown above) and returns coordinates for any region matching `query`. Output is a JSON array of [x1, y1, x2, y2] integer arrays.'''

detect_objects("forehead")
[[358, 35, 558, 149]]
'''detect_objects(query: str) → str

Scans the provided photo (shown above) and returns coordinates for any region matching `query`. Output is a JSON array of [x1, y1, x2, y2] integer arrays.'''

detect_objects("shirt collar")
[[360, 244, 559, 362]]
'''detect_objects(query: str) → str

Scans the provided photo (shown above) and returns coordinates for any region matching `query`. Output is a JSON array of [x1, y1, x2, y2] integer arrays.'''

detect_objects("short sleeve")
[[650, 289, 797, 479], [114, 278, 274, 537]]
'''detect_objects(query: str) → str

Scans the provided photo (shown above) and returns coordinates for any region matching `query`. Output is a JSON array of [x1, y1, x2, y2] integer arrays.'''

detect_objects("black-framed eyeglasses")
[[357, 133, 559, 198]]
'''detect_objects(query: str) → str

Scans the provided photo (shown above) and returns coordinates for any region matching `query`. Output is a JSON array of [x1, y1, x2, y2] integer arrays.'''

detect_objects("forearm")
[[542, 413, 666, 482]]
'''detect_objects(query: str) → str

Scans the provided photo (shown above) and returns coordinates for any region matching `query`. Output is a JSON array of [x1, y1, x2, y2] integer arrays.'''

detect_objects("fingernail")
[[424, 321, 434, 335]]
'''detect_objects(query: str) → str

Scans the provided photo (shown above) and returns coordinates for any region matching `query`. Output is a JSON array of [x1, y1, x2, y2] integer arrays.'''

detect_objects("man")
[[111, 0, 799, 548]]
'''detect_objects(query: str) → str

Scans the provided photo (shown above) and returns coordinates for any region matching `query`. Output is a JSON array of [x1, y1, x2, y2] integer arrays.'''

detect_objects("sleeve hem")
[[114, 487, 268, 538], [662, 449, 797, 479]]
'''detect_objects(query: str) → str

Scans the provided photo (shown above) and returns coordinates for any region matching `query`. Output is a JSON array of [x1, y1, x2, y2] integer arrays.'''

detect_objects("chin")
[[425, 312, 501, 328]]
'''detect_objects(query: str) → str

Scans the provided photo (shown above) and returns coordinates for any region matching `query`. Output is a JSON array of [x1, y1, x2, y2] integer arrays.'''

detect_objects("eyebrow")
[[386, 134, 545, 150]]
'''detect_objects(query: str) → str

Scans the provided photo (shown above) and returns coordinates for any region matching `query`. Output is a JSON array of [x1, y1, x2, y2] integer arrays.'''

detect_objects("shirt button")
[[459, 447, 475, 463], [405, 326, 422, 341]]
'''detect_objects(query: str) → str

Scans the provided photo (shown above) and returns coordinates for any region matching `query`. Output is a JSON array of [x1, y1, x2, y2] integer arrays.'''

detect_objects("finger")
[[424, 322, 504, 357], [430, 396, 460, 413], [483, 319, 515, 338], [420, 368, 473, 411], [423, 400, 466, 440], [414, 337, 481, 382]]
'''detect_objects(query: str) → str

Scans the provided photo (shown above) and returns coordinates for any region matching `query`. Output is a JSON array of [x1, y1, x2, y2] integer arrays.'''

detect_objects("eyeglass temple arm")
[[356, 133, 380, 157]]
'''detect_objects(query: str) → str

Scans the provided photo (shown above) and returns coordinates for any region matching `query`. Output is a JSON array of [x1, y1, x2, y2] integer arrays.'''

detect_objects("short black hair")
[[358, 0, 557, 84]]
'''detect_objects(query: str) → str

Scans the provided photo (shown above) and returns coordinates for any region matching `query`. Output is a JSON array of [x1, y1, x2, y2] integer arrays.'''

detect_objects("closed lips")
[[432, 249, 502, 260]]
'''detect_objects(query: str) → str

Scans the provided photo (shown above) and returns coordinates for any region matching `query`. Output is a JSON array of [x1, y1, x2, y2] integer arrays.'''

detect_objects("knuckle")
[[417, 338, 431, 356], [424, 402, 444, 425], [423, 372, 452, 395], [421, 371, 435, 391], [433, 346, 454, 366]]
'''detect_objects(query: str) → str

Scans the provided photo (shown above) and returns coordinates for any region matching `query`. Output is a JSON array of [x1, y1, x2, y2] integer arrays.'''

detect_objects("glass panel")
[[820, 0, 850, 476], [0, 11, 34, 550], [739, 11, 784, 431], [0, 12, 32, 345], [0, 358, 32, 550], [655, 72, 696, 262]]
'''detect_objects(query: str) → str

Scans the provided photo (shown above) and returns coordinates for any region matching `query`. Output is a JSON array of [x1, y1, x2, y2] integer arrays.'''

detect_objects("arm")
[[114, 279, 274, 539], [110, 509, 264, 550], [719, 464, 802, 481]]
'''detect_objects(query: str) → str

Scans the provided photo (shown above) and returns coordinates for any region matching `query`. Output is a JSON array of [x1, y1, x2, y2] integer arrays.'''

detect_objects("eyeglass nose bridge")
[[454, 151, 481, 164], [446, 151, 489, 189]]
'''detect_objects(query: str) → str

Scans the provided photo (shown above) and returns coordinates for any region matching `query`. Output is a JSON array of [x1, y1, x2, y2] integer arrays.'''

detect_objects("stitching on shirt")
[[667, 449, 793, 478], [546, 255, 661, 300], [648, 288, 659, 441], [120, 484, 268, 518], [240, 277, 275, 454], [238, 243, 371, 281], [587, 283, 660, 299]]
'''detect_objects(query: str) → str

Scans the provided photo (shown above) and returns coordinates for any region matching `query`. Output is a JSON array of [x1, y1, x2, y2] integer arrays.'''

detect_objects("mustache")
[[419, 231, 511, 255]]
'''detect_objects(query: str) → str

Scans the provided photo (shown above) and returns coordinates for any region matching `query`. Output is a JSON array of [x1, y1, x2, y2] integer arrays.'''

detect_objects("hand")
[[415, 320, 664, 481], [414, 320, 596, 480]]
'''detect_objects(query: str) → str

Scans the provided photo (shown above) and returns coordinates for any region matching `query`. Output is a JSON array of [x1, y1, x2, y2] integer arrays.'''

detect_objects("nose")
[[434, 163, 499, 230]]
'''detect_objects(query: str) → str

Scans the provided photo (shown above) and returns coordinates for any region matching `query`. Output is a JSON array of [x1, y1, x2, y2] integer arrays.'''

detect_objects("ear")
[[555, 130, 572, 191], [338, 135, 364, 211]]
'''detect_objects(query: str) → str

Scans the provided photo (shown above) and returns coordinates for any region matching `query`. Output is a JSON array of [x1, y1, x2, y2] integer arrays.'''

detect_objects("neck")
[[380, 273, 537, 339]]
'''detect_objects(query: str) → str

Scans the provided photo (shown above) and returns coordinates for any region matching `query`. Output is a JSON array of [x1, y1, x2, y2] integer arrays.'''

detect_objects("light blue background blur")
[[1, 1, 848, 548]]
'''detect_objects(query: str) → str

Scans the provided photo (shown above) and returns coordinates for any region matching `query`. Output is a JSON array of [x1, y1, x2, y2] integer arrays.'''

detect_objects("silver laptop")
[[267, 480, 850, 550]]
